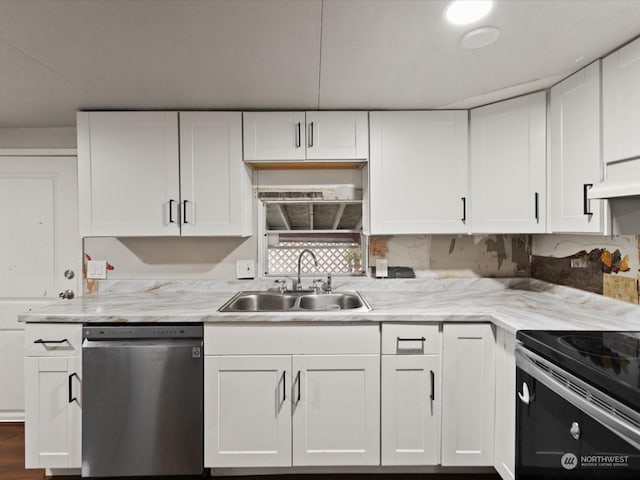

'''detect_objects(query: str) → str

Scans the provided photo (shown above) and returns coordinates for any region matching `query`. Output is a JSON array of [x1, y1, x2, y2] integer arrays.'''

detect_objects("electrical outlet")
[[236, 259, 255, 279], [87, 260, 107, 279], [376, 259, 388, 278]]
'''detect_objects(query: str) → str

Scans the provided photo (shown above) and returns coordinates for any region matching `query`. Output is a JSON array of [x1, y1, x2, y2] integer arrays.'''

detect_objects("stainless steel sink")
[[219, 291, 371, 312]]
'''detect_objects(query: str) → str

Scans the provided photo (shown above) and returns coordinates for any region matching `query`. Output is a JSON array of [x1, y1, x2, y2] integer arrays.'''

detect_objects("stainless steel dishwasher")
[[81, 324, 203, 477]]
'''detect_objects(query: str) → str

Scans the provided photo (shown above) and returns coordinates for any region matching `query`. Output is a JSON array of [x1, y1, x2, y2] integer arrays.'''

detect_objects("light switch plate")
[[236, 259, 255, 279], [376, 259, 388, 278], [87, 260, 107, 279]]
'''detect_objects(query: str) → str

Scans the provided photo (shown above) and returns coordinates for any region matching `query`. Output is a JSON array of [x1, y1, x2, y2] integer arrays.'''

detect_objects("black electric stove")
[[517, 330, 640, 410]]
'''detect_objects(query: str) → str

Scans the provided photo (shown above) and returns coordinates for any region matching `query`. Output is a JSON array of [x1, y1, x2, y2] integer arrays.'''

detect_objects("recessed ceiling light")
[[460, 26, 501, 50], [445, 0, 494, 26]]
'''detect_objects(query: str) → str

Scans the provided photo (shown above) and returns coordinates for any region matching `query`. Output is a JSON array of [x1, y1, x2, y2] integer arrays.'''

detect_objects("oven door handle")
[[516, 346, 640, 451]]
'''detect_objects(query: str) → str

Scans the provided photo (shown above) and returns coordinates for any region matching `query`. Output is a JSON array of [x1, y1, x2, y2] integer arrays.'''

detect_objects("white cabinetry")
[[603, 36, 640, 164], [368, 111, 469, 234], [550, 61, 604, 233], [381, 324, 441, 466], [470, 92, 547, 233], [243, 111, 368, 163], [204, 324, 380, 468], [494, 328, 516, 480], [77, 111, 251, 237], [24, 323, 82, 469], [441, 323, 495, 466]]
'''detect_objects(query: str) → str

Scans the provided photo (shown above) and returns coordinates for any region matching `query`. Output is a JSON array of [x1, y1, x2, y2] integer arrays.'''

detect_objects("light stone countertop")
[[18, 277, 640, 334]]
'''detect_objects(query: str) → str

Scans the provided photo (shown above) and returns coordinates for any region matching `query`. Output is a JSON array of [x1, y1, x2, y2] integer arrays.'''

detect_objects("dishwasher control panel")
[[83, 324, 203, 340]]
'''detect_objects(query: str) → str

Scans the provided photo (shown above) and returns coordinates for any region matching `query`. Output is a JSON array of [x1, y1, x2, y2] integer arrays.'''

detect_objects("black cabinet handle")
[[430, 370, 435, 401], [296, 370, 301, 402], [309, 122, 314, 147], [461, 197, 466, 223], [281, 370, 286, 402], [34, 338, 68, 344], [397, 337, 426, 343], [68, 373, 78, 403], [183, 200, 189, 224], [583, 184, 593, 216], [295, 122, 301, 148], [534, 192, 539, 222], [169, 199, 176, 224]]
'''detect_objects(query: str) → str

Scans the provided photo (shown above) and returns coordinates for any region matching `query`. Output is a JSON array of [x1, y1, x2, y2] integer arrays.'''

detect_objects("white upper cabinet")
[[243, 111, 368, 163], [368, 111, 469, 234], [77, 111, 180, 236], [305, 111, 369, 160], [179, 112, 252, 236], [470, 92, 547, 233], [549, 62, 605, 233], [78, 111, 251, 237], [603, 36, 640, 164]]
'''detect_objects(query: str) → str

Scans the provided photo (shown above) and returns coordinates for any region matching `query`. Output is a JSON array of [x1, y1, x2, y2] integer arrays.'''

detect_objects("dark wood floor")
[[0, 422, 500, 480]]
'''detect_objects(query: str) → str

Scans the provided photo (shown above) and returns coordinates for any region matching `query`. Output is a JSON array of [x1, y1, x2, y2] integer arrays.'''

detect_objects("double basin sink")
[[219, 290, 371, 312]]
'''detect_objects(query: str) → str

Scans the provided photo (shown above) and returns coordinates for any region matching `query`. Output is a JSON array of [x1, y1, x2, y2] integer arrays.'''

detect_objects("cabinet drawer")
[[25, 323, 82, 357], [382, 323, 440, 355], [205, 323, 379, 355]]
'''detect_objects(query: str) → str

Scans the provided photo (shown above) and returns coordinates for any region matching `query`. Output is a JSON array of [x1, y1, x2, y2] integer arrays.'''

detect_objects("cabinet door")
[[470, 92, 546, 233], [179, 112, 252, 236], [305, 111, 368, 160], [369, 111, 469, 234], [494, 328, 516, 480], [204, 355, 291, 468], [292, 355, 380, 466], [24, 356, 81, 468], [603, 36, 640, 164], [441, 324, 495, 466], [77, 111, 180, 236], [381, 355, 440, 465], [550, 62, 604, 233], [243, 112, 306, 161]]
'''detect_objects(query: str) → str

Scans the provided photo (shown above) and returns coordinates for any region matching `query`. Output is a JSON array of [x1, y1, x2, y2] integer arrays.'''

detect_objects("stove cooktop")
[[517, 330, 640, 410]]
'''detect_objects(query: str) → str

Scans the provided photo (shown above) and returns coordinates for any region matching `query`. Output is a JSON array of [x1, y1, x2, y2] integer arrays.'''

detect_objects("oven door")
[[516, 347, 640, 479]]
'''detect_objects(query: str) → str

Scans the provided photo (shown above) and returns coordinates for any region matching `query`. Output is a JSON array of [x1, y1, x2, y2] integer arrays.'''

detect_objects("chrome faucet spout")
[[297, 249, 318, 291]]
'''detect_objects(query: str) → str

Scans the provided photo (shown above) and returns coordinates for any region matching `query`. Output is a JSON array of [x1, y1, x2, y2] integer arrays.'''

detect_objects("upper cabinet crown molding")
[[243, 111, 368, 167], [470, 92, 547, 234], [603, 36, 640, 164], [77, 111, 252, 238], [549, 61, 605, 234]]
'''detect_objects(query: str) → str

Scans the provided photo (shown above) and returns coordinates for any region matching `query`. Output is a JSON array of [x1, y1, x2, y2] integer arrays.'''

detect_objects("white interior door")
[[0, 155, 80, 421]]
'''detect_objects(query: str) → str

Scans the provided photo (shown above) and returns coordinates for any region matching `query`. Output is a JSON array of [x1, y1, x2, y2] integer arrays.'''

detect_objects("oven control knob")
[[570, 421, 581, 440], [518, 382, 530, 405]]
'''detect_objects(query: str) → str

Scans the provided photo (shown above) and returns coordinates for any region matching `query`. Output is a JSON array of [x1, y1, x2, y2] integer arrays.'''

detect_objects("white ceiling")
[[1, 0, 640, 128]]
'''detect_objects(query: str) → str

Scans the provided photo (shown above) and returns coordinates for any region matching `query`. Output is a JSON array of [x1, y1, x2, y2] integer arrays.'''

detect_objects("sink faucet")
[[296, 249, 318, 291]]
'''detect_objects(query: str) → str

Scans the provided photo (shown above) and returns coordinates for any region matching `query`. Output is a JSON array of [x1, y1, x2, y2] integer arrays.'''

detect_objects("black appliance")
[[516, 330, 640, 479]]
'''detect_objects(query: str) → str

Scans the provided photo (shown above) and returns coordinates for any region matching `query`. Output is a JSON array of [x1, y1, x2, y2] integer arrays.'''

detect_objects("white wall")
[[0, 127, 76, 148]]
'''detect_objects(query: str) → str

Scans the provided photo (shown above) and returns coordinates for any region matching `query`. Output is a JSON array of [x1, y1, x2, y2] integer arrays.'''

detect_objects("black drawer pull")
[[34, 338, 68, 344], [397, 337, 426, 342], [461, 197, 467, 223]]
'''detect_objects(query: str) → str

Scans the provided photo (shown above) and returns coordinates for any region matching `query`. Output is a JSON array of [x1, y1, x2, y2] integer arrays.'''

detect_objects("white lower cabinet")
[[204, 355, 291, 468], [494, 328, 516, 480], [441, 323, 496, 466], [204, 324, 380, 468], [381, 354, 441, 465], [24, 324, 82, 469], [292, 354, 380, 466]]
